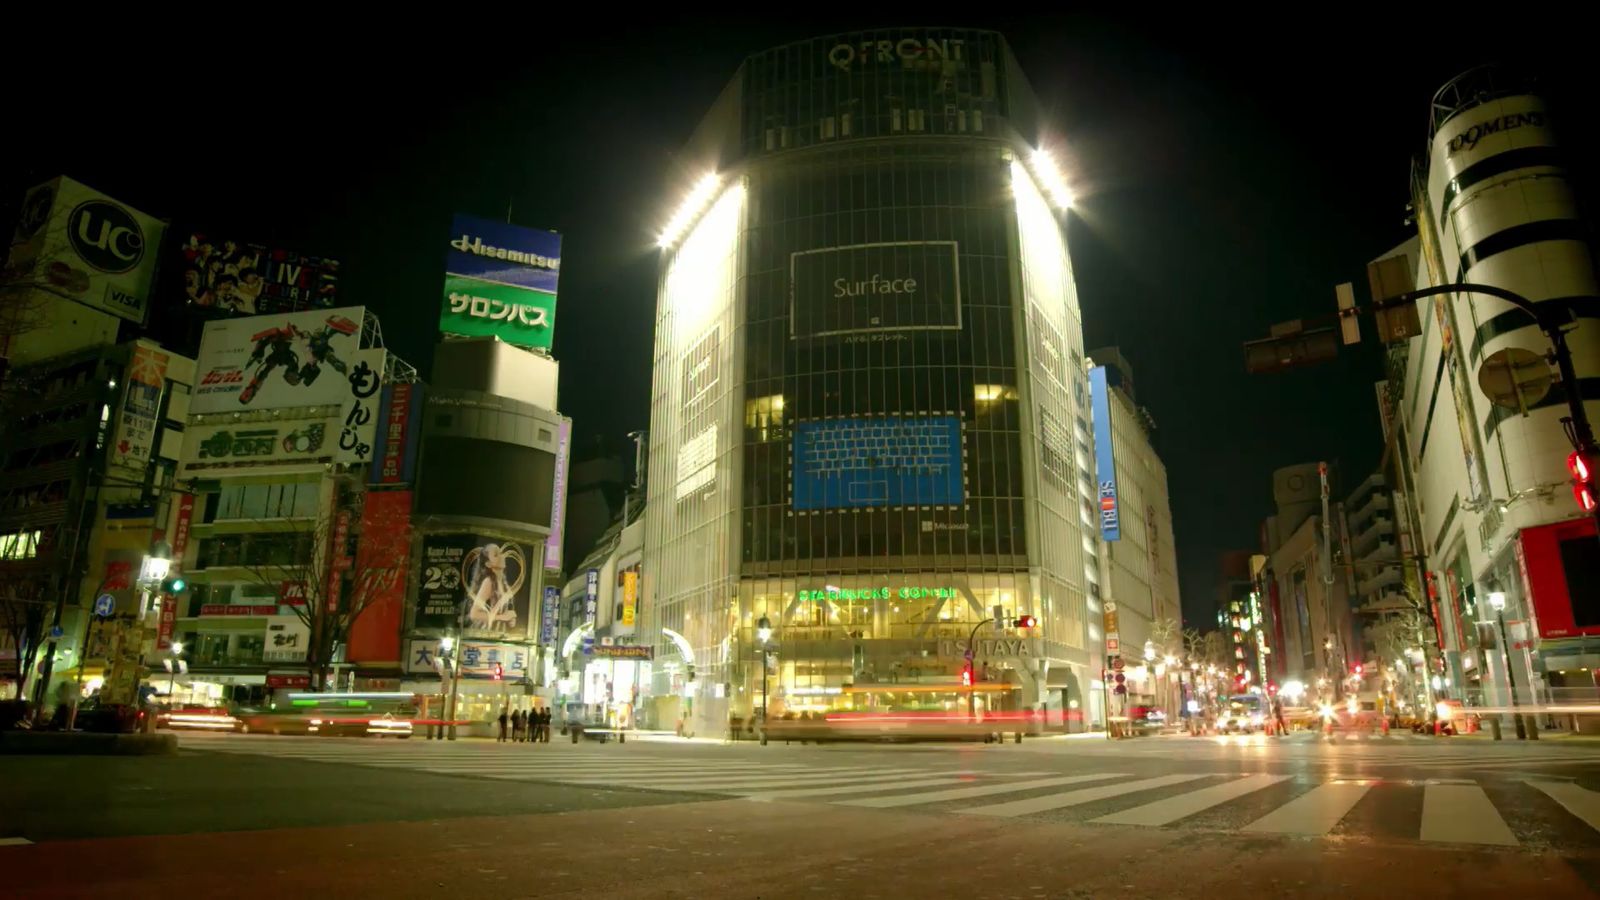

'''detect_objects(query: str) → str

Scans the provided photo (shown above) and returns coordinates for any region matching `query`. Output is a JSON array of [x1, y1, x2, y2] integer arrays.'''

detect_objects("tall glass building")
[[640, 29, 1102, 736]]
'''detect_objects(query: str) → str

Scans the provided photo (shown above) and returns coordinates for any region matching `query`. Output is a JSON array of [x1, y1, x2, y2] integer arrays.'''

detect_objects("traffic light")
[[961, 662, 973, 687], [160, 575, 188, 594], [1569, 450, 1597, 512], [1014, 615, 1037, 629], [1353, 663, 1364, 677], [491, 663, 503, 681]]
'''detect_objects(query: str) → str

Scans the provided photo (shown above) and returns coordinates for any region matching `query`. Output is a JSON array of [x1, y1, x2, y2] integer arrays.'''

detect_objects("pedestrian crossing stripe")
[[175, 735, 1600, 848]]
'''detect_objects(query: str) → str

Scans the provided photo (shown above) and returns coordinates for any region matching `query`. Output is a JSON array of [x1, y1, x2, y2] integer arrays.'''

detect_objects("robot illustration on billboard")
[[237, 314, 358, 405], [461, 542, 527, 633]]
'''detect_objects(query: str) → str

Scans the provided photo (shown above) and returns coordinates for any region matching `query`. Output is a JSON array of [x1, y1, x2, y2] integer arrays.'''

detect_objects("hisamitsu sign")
[[439, 214, 562, 351]]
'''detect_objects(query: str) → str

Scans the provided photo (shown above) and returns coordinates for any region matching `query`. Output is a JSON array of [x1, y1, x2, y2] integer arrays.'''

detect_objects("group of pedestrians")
[[499, 707, 552, 743]]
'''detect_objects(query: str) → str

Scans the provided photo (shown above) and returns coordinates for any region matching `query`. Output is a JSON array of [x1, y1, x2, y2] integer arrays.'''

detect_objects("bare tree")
[[239, 486, 410, 690], [0, 580, 48, 699]]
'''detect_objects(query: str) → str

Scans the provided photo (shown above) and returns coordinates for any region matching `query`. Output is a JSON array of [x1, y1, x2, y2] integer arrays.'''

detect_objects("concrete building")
[[1257, 464, 1358, 699], [1383, 65, 1600, 724], [640, 28, 1101, 737], [1087, 347, 1182, 713]]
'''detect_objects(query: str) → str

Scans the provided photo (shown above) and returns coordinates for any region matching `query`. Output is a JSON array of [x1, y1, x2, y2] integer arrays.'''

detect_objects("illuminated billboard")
[[175, 233, 340, 315], [792, 416, 963, 510], [5, 176, 166, 324], [790, 241, 960, 339], [439, 215, 561, 350], [415, 534, 533, 637], [191, 306, 366, 413], [1089, 366, 1121, 541]]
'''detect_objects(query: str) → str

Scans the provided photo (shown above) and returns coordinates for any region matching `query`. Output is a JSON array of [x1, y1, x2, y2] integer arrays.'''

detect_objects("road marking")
[[580, 769, 917, 790], [840, 773, 1128, 809], [1092, 774, 1289, 826], [745, 777, 977, 801], [958, 774, 1211, 818], [1528, 780, 1600, 832], [1419, 784, 1517, 846], [1241, 782, 1370, 835], [0, 837, 32, 846]]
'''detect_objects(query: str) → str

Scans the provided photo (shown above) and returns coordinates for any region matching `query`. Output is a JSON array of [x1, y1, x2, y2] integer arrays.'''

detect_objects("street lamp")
[[756, 616, 772, 745], [165, 641, 185, 702], [1488, 591, 1531, 741]]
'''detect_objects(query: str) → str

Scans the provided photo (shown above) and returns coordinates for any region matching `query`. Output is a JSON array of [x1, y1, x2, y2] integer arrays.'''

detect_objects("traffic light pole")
[[1375, 283, 1600, 542], [965, 618, 995, 722]]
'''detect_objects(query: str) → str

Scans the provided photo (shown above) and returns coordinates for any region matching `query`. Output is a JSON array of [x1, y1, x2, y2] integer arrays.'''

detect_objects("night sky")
[[4, 17, 1590, 627]]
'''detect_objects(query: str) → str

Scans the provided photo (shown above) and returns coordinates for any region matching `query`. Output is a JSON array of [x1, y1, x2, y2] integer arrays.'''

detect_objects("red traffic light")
[[492, 663, 504, 680], [961, 663, 973, 687], [1014, 615, 1038, 629], [1570, 450, 1593, 483], [1353, 663, 1363, 675], [1577, 484, 1599, 513]]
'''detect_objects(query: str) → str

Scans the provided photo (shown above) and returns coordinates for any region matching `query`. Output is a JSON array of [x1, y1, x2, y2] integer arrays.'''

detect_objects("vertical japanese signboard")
[[1089, 366, 1121, 542], [370, 382, 423, 485], [110, 340, 169, 469], [336, 348, 386, 465], [584, 569, 599, 624], [540, 586, 560, 645], [157, 494, 195, 651], [620, 568, 639, 628], [543, 418, 571, 571]]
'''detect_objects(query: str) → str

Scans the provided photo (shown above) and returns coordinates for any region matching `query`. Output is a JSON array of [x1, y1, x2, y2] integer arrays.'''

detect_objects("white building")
[[1384, 65, 1600, 726]]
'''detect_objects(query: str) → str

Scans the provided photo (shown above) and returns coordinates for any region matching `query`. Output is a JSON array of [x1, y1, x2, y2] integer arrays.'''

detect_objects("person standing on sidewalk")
[[497, 707, 509, 742], [511, 708, 525, 742]]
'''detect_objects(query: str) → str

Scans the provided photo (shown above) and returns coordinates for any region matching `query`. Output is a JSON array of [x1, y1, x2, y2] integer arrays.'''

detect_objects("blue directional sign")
[[49, 625, 64, 640], [94, 594, 117, 618]]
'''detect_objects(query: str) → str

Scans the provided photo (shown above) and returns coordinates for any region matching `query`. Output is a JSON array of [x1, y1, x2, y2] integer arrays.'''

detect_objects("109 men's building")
[[639, 29, 1114, 735]]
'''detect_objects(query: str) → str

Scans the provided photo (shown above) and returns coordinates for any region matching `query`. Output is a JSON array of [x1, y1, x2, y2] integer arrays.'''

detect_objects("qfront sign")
[[826, 36, 968, 71], [5, 176, 166, 324], [439, 214, 562, 350]]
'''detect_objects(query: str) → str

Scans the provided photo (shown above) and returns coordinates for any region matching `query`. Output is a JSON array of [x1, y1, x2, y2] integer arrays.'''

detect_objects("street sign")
[[963, 648, 974, 661], [49, 625, 63, 640], [1111, 657, 1126, 671], [1478, 347, 1551, 410], [94, 594, 116, 618], [1105, 637, 1120, 653]]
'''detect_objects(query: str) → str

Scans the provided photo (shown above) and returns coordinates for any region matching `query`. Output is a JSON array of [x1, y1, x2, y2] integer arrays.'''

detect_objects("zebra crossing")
[[179, 734, 1600, 849]]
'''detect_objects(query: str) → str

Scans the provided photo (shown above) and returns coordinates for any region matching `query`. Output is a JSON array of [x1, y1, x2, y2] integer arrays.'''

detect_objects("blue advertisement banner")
[[446, 214, 561, 294], [792, 416, 963, 510], [540, 586, 560, 645], [1089, 366, 1121, 542]]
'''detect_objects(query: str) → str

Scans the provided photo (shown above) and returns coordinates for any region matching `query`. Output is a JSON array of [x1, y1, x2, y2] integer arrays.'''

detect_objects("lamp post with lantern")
[[1488, 591, 1533, 741]]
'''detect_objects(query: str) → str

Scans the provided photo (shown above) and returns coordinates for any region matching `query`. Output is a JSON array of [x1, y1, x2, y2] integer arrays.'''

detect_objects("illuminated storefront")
[[641, 29, 1100, 736]]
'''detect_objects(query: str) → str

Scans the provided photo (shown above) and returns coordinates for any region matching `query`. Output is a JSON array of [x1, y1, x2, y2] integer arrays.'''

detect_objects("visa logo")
[[108, 288, 142, 309]]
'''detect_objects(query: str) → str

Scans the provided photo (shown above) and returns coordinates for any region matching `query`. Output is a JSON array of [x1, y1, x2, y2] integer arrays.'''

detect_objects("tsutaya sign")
[[939, 637, 1034, 658], [796, 585, 960, 602], [827, 37, 968, 70]]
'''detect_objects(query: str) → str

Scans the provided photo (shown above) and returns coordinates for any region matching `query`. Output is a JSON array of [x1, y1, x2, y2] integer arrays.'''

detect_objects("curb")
[[0, 731, 178, 756]]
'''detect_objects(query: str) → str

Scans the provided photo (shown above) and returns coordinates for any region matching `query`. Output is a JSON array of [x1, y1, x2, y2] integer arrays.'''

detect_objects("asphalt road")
[[4, 731, 1600, 898]]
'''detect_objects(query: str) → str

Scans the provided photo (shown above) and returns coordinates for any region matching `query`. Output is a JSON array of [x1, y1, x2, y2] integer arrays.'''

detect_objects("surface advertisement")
[[789, 241, 960, 339], [1089, 366, 1121, 542], [179, 417, 340, 476], [5, 176, 167, 324], [110, 340, 169, 469], [791, 416, 963, 510], [439, 214, 561, 350], [415, 534, 533, 636], [191, 306, 366, 413], [176, 232, 340, 316]]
